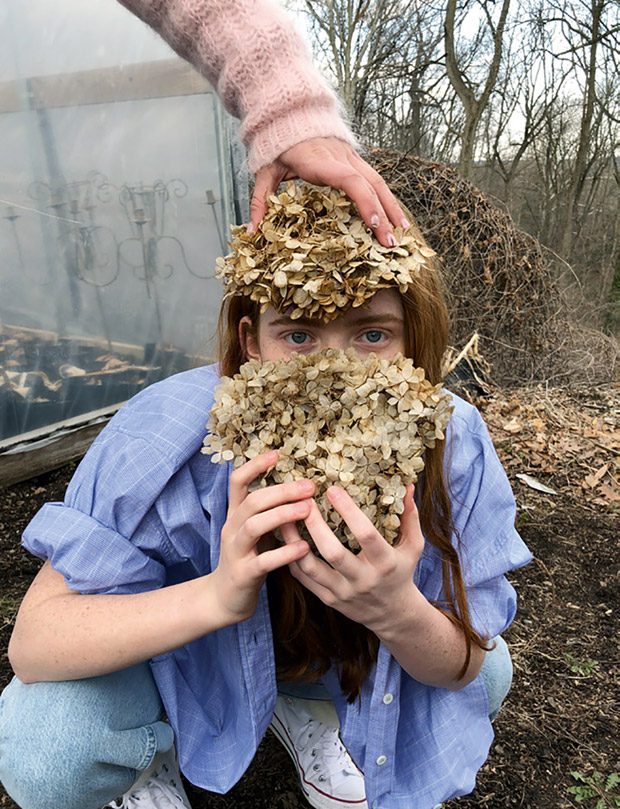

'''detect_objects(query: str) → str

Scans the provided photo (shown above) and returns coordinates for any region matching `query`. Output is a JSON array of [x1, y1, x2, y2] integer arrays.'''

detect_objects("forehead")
[[261, 288, 404, 327]]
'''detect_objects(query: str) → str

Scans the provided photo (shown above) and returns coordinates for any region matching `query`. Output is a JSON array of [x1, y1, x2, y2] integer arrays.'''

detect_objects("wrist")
[[247, 113, 356, 174], [206, 569, 256, 628], [368, 585, 428, 641]]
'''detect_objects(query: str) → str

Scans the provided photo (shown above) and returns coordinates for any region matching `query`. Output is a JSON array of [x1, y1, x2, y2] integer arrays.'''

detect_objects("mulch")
[[0, 383, 618, 809]]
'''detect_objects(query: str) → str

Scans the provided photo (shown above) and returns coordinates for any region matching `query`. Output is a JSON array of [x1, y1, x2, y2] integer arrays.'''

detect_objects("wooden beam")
[[0, 59, 213, 115], [0, 405, 121, 489]]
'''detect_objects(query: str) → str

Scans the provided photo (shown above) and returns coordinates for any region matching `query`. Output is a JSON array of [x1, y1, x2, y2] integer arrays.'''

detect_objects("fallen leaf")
[[582, 462, 610, 489], [516, 473, 558, 495]]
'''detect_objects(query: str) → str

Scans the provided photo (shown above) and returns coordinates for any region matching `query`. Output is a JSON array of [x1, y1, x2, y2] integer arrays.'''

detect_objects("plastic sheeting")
[[0, 0, 239, 442]]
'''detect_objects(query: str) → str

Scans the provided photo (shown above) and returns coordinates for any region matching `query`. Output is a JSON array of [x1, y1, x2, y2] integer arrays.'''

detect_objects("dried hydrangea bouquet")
[[203, 183, 453, 550]]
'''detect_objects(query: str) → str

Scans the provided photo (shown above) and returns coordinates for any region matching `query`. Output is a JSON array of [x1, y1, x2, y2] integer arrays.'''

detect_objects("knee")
[[0, 665, 170, 809], [480, 636, 513, 721], [0, 675, 124, 809]]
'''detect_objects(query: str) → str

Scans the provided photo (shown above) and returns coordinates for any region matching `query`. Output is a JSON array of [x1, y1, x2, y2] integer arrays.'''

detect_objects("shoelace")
[[293, 718, 356, 785], [107, 775, 187, 808]]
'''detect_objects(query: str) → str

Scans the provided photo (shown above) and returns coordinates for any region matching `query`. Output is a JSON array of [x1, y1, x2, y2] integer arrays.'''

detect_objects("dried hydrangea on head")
[[203, 182, 453, 550], [215, 181, 437, 321]]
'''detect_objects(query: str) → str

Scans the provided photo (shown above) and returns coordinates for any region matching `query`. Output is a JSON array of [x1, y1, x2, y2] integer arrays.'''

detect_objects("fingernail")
[[299, 480, 314, 493], [370, 214, 380, 229], [401, 217, 411, 229], [387, 233, 397, 247], [246, 222, 255, 233]]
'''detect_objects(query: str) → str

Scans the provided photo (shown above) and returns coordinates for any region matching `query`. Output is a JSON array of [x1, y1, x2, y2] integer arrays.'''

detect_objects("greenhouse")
[[0, 0, 243, 484]]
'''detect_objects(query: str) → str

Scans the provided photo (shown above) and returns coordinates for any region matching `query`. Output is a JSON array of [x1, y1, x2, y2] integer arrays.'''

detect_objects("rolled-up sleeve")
[[22, 427, 174, 594], [444, 400, 533, 639]]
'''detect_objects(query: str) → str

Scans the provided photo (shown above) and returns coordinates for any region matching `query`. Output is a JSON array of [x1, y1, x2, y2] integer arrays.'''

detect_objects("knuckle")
[[382, 559, 397, 577], [359, 528, 377, 545], [300, 556, 316, 575], [244, 489, 261, 512], [229, 467, 245, 488], [326, 547, 347, 567], [282, 481, 303, 500], [242, 514, 260, 539], [253, 555, 271, 577], [249, 195, 264, 212], [322, 590, 337, 607], [369, 172, 389, 192]]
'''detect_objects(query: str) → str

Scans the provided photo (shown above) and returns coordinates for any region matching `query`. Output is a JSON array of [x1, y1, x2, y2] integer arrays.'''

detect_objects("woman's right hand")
[[212, 450, 313, 624]]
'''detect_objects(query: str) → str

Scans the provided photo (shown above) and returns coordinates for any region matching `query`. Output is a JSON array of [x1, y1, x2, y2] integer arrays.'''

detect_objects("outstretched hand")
[[249, 137, 409, 248], [280, 483, 424, 633]]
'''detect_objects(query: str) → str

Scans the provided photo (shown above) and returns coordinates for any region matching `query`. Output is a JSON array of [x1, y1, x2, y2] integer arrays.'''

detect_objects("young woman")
[[0, 191, 531, 809]]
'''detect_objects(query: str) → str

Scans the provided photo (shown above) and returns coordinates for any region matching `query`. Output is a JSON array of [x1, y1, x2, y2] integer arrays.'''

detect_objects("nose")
[[320, 334, 349, 351]]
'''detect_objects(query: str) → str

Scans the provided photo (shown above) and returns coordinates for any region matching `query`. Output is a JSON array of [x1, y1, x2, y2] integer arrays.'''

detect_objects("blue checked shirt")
[[23, 364, 532, 809]]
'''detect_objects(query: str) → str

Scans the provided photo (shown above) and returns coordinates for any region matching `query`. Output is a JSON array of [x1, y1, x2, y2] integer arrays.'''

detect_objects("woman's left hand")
[[281, 483, 424, 632]]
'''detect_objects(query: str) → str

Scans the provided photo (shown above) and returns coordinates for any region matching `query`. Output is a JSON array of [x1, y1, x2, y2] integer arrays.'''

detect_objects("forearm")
[[371, 587, 485, 690], [115, 0, 355, 170], [9, 572, 229, 683]]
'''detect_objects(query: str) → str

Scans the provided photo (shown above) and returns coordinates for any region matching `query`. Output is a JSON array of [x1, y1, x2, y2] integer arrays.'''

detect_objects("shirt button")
[[371, 802, 378, 809], [382, 693, 394, 704], [376, 754, 387, 766]]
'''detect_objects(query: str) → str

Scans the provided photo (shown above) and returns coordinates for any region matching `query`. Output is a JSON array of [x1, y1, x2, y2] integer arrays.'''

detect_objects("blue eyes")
[[284, 330, 387, 346]]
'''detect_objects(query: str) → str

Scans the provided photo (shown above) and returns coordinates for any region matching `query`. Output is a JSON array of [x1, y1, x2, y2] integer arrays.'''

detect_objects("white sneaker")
[[104, 745, 192, 808], [270, 695, 368, 809]]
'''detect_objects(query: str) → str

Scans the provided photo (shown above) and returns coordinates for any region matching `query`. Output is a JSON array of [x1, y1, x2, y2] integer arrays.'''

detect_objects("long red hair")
[[216, 235, 488, 701]]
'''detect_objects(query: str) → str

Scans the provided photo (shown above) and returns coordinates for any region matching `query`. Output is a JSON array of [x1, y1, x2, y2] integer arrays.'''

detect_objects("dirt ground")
[[0, 384, 618, 809]]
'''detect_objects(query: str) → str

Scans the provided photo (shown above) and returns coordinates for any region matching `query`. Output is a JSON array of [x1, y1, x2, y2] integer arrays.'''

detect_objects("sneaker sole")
[[269, 714, 368, 809]]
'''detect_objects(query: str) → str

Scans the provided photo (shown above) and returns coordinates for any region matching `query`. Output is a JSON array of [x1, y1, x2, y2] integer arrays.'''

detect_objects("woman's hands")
[[212, 451, 312, 625], [280, 483, 424, 634], [249, 137, 409, 249]]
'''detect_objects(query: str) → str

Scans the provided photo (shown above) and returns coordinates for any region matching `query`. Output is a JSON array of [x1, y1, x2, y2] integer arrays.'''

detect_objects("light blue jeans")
[[0, 638, 512, 809]]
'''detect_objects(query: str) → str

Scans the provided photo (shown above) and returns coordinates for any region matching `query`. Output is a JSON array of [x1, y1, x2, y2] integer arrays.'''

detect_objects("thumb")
[[249, 163, 286, 231]]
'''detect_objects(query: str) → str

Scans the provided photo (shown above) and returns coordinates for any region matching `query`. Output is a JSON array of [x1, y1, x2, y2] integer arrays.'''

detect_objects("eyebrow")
[[268, 314, 404, 328]]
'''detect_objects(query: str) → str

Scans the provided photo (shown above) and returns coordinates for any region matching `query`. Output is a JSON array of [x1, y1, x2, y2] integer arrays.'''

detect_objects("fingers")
[[279, 521, 304, 544], [228, 450, 280, 511], [249, 140, 409, 248], [281, 503, 355, 593], [396, 484, 425, 557], [229, 475, 315, 536], [332, 171, 394, 247], [289, 558, 339, 606], [249, 164, 287, 232], [350, 151, 411, 231], [252, 539, 310, 577], [235, 499, 313, 557], [325, 486, 391, 565], [303, 500, 358, 576]]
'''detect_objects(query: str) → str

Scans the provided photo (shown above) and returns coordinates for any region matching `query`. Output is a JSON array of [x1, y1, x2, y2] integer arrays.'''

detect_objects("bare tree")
[[444, 0, 511, 178], [300, 0, 415, 129], [549, 0, 613, 258]]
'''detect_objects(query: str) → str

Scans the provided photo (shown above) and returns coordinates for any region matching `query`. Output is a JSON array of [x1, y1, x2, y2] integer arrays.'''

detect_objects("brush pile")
[[369, 149, 617, 385]]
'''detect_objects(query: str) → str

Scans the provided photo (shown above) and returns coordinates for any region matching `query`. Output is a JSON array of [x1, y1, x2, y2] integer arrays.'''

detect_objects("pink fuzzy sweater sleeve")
[[115, 0, 356, 172]]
